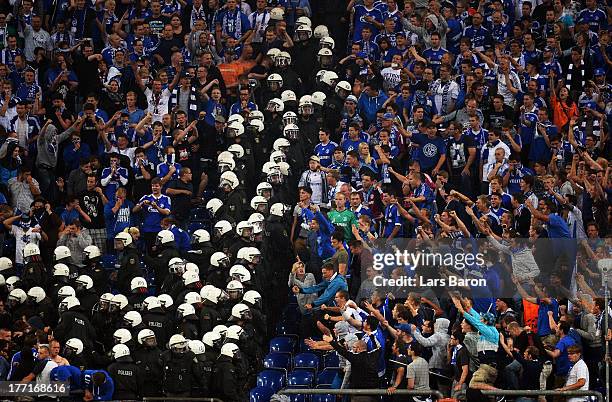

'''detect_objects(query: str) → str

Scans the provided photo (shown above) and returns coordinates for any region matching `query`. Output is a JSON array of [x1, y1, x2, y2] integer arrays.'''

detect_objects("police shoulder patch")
[[129, 258, 136, 265]]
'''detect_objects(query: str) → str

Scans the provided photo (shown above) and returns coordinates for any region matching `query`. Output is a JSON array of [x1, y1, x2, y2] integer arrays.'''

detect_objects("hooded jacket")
[[36, 124, 74, 169], [412, 317, 450, 370], [402, 14, 449, 49]]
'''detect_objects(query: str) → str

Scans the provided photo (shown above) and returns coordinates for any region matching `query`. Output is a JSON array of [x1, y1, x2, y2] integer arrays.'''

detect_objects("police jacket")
[[107, 357, 143, 399], [213, 355, 241, 402], [54, 308, 97, 349], [160, 350, 198, 395]]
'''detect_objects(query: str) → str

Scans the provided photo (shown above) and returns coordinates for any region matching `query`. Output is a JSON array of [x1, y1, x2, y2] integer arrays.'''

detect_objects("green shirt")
[[328, 209, 357, 241]]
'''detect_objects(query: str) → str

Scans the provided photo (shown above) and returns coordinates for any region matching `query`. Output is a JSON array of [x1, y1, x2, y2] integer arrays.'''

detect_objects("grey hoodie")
[[412, 317, 450, 370], [402, 14, 449, 49], [36, 124, 74, 168]]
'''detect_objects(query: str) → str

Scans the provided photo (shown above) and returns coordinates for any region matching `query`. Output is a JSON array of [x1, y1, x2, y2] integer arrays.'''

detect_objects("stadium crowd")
[[0, 0, 608, 400]]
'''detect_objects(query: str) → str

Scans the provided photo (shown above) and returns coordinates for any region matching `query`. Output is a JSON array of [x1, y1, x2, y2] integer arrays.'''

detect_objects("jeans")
[[36, 166, 55, 195], [504, 359, 522, 389]]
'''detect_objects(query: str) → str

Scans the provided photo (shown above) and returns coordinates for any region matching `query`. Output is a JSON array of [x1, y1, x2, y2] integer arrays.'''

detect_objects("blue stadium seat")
[[263, 352, 292, 371], [275, 322, 298, 337], [249, 386, 275, 402], [288, 369, 315, 387], [293, 353, 319, 372], [189, 206, 209, 221], [256, 370, 286, 392], [101, 254, 117, 270], [312, 395, 335, 402], [269, 336, 297, 353], [322, 352, 340, 369], [317, 368, 341, 386], [287, 391, 309, 402], [187, 221, 205, 234]]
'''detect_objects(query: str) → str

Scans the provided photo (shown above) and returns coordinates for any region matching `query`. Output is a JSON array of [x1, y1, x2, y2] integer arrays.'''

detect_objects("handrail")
[[482, 389, 604, 402], [279, 388, 445, 400], [143, 398, 224, 402]]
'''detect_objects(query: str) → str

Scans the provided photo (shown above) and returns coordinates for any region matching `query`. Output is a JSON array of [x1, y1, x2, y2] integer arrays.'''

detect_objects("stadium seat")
[[101, 254, 117, 270], [312, 395, 335, 402], [275, 322, 298, 337], [322, 352, 340, 369], [256, 370, 286, 392], [293, 352, 319, 372], [189, 206, 209, 221], [249, 386, 275, 402], [263, 352, 292, 371], [287, 391, 309, 402], [317, 368, 341, 386], [269, 336, 297, 353], [288, 369, 315, 387]]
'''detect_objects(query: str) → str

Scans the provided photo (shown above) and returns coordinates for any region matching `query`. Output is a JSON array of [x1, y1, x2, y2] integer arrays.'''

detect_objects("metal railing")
[[482, 389, 604, 402], [280, 388, 445, 400], [143, 398, 224, 402]]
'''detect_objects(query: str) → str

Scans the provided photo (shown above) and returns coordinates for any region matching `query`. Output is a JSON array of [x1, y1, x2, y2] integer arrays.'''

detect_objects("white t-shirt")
[[11, 225, 41, 265], [565, 359, 589, 402], [145, 88, 171, 123]]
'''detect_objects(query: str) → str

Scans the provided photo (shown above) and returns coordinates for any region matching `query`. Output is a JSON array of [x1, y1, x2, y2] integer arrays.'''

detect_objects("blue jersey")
[[50, 365, 83, 390], [138, 193, 171, 232], [422, 47, 448, 76], [170, 224, 191, 251], [383, 203, 402, 237], [229, 101, 257, 115], [500, 164, 533, 194], [519, 107, 538, 145], [314, 141, 338, 168], [156, 161, 181, 183], [355, 39, 380, 60], [462, 25, 490, 50], [215, 8, 251, 39], [539, 61, 562, 80], [529, 121, 556, 162], [577, 8, 607, 32], [353, 5, 384, 41], [446, 18, 464, 54], [411, 133, 446, 171], [15, 83, 41, 103], [489, 23, 509, 43], [82, 370, 114, 401]]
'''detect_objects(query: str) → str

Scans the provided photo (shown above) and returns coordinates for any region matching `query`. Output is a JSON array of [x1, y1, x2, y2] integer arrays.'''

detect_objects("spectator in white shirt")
[[558, 345, 589, 402]]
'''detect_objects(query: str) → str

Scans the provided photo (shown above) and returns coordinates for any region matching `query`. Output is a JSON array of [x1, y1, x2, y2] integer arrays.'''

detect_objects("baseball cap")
[[214, 115, 226, 123], [383, 112, 394, 120], [594, 68, 605, 76], [356, 51, 367, 59], [345, 95, 358, 104], [309, 155, 320, 163], [543, 46, 553, 52], [395, 324, 412, 333]]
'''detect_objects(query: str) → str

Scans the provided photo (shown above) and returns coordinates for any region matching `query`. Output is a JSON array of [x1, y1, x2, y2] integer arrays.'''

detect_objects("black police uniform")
[[192, 353, 214, 396], [186, 241, 215, 277], [213, 355, 242, 402], [143, 308, 173, 348], [21, 261, 47, 290], [54, 307, 97, 350], [133, 346, 163, 397], [117, 247, 143, 294], [143, 243, 180, 288], [160, 349, 198, 396], [107, 356, 143, 400]]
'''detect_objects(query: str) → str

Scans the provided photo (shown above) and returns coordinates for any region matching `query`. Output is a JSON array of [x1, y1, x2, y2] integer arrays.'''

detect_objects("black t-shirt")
[[79, 190, 105, 229], [167, 179, 193, 219], [80, 116, 103, 154], [32, 359, 52, 376], [146, 15, 170, 36], [446, 134, 475, 171], [451, 345, 470, 382]]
